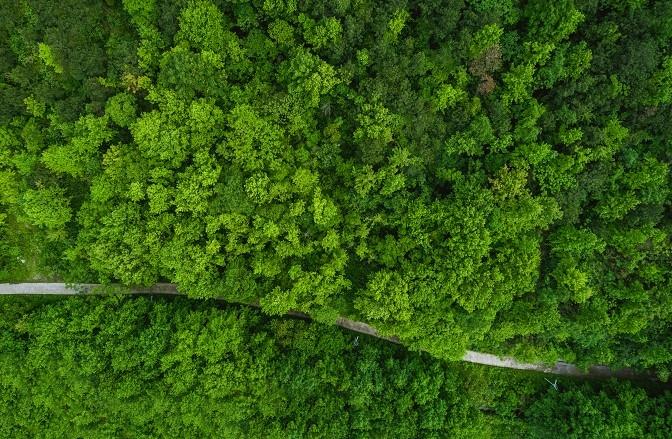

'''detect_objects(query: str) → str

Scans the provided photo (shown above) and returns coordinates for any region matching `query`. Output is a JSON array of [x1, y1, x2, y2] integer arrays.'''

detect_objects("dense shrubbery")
[[1, 0, 671, 374], [1, 296, 671, 438]]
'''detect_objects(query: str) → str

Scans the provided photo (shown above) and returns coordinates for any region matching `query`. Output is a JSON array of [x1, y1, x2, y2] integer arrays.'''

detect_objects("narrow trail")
[[0, 282, 647, 381]]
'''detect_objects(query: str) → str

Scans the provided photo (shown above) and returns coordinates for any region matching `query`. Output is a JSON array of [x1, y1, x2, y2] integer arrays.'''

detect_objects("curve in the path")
[[0, 282, 646, 380]]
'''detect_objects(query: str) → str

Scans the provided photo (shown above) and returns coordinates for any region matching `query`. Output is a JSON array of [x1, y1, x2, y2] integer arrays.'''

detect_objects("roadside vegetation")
[[1, 295, 671, 438]]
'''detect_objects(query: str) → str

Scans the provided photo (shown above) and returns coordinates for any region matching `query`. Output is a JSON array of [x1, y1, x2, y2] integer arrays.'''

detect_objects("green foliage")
[[21, 187, 71, 229], [2, 296, 671, 438], [2, 0, 672, 377], [524, 382, 672, 438], [37, 43, 63, 74], [0, 297, 484, 437], [105, 93, 136, 128], [41, 115, 113, 178], [0, 213, 25, 281]]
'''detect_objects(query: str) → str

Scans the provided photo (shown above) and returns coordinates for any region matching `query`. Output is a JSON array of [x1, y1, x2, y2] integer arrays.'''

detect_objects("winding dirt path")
[[0, 282, 645, 380]]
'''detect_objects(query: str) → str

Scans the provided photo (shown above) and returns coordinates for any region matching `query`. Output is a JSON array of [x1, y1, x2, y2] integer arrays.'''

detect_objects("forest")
[[0, 0, 671, 435], [2, 295, 672, 438]]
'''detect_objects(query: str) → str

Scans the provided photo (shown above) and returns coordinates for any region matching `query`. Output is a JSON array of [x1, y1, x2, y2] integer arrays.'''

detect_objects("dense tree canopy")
[[1, 0, 671, 376], [1, 296, 671, 438]]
